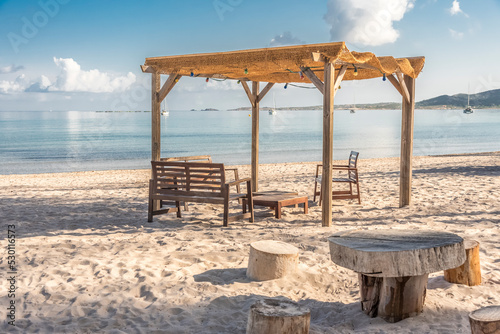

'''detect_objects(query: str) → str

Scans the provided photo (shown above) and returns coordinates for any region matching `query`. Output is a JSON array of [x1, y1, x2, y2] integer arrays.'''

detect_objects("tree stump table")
[[246, 240, 299, 281], [328, 229, 466, 323], [469, 305, 500, 334]]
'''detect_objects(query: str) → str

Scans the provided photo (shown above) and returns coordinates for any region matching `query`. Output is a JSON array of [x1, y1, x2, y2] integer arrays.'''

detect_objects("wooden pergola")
[[141, 42, 425, 227]]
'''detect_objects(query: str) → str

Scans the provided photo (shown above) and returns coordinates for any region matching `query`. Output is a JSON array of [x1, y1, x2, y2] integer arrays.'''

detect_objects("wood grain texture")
[[444, 239, 481, 286], [469, 305, 500, 334], [246, 299, 310, 334]]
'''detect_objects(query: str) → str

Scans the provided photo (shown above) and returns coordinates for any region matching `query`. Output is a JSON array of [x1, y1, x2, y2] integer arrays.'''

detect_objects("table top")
[[328, 229, 466, 277]]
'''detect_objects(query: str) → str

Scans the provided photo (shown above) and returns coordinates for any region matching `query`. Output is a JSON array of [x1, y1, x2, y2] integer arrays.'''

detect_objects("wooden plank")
[[251, 81, 259, 192], [241, 80, 255, 106], [151, 71, 162, 211], [333, 65, 347, 97], [158, 73, 181, 103], [311, 52, 326, 63], [301, 67, 324, 95], [322, 61, 335, 227], [400, 74, 415, 207], [140, 65, 155, 73], [256, 82, 274, 103], [387, 74, 404, 96]]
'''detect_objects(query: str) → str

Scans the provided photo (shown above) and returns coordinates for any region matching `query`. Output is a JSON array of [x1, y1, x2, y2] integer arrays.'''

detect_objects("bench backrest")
[[348, 151, 359, 181], [160, 155, 212, 163], [151, 161, 226, 198]]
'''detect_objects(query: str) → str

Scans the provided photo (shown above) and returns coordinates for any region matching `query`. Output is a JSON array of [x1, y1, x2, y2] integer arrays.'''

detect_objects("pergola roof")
[[143, 42, 425, 83]]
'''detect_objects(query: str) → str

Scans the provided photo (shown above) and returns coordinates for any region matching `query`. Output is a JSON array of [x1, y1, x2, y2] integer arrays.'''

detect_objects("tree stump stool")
[[328, 229, 465, 323], [246, 299, 310, 334], [469, 305, 500, 334], [246, 240, 299, 281], [444, 239, 481, 286]]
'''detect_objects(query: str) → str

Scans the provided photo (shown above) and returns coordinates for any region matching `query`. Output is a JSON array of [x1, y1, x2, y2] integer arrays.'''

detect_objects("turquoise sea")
[[0, 109, 499, 175]]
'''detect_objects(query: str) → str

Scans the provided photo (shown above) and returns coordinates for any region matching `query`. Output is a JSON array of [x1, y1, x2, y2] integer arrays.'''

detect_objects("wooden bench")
[[148, 161, 254, 226]]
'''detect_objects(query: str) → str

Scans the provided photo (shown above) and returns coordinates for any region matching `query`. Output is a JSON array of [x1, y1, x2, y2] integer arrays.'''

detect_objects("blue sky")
[[0, 0, 499, 111]]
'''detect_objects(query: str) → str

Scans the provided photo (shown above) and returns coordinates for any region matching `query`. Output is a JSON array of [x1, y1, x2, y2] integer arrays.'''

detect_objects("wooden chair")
[[148, 161, 254, 226], [313, 151, 361, 205]]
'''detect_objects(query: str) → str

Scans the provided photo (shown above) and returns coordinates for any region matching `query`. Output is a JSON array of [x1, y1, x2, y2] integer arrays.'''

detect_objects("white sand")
[[0, 153, 499, 333]]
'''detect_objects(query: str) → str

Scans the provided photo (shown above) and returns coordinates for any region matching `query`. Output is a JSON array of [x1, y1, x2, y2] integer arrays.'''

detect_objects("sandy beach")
[[1, 153, 499, 333]]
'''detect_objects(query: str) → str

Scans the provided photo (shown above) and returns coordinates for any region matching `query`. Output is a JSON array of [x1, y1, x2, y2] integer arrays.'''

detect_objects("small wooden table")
[[243, 192, 308, 219], [328, 229, 465, 323]]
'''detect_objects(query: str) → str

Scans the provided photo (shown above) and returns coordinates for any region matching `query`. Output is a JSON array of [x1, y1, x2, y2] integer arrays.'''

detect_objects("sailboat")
[[463, 84, 473, 114], [269, 93, 277, 115], [161, 99, 169, 116], [350, 92, 356, 113]]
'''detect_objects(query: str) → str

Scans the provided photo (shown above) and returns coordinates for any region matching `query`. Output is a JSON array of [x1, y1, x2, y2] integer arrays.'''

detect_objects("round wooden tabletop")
[[328, 229, 466, 277]]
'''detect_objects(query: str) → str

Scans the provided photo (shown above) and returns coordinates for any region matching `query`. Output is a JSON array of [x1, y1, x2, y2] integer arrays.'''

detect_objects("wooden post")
[[322, 61, 335, 227], [251, 81, 260, 192], [400, 75, 415, 207], [151, 72, 161, 211]]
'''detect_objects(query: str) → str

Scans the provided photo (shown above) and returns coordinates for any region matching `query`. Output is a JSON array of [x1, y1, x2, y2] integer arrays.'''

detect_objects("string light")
[[190, 71, 194, 77], [284, 83, 288, 89], [353, 66, 358, 76], [299, 71, 304, 80], [237, 80, 241, 84], [382, 73, 386, 81], [206, 78, 209, 83], [244, 68, 248, 74], [175, 78, 179, 83]]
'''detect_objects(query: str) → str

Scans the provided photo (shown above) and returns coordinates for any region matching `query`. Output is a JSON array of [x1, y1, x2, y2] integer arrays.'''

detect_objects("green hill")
[[416, 88, 500, 109]]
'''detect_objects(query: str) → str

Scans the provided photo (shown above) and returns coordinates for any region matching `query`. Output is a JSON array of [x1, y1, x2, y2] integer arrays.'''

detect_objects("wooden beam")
[[158, 74, 181, 103], [241, 81, 255, 106], [400, 74, 415, 207], [322, 61, 335, 227], [151, 71, 161, 211], [311, 52, 327, 63], [301, 67, 324, 95], [251, 81, 260, 192], [387, 74, 404, 96], [141, 65, 154, 73], [396, 72, 411, 104], [256, 82, 274, 103], [333, 65, 347, 97]]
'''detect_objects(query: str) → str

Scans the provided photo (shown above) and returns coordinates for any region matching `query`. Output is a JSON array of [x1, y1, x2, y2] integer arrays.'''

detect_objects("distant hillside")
[[416, 88, 500, 109], [227, 88, 500, 111]]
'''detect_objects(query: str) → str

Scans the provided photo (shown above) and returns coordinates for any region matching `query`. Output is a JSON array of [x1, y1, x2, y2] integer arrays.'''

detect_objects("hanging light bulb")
[[284, 83, 288, 89], [190, 71, 194, 77], [382, 73, 386, 81], [206, 78, 209, 83], [175, 78, 179, 83], [299, 71, 304, 80], [237, 80, 241, 84], [244, 68, 248, 74], [353, 66, 358, 76]]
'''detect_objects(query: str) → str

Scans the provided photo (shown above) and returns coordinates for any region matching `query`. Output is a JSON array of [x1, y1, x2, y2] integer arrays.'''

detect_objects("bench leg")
[[148, 198, 153, 222], [275, 204, 282, 219], [303, 200, 308, 214], [175, 201, 182, 218]]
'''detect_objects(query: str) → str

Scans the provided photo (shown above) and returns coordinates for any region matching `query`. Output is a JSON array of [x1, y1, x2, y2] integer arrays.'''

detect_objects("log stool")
[[246, 299, 310, 334], [444, 239, 481, 286], [469, 305, 500, 334], [246, 240, 299, 281]]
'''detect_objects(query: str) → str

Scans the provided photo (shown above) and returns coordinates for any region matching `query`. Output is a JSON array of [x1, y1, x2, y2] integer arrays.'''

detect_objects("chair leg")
[[148, 198, 153, 222], [175, 201, 182, 218], [356, 181, 361, 204], [313, 180, 318, 202], [247, 180, 254, 223], [223, 185, 229, 227]]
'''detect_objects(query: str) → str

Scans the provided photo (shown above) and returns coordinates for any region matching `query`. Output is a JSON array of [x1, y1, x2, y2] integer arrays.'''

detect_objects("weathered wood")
[[333, 65, 347, 97], [256, 82, 274, 103], [321, 61, 334, 227], [251, 81, 259, 192], [301, 67, 324, 94], [157, 73, 181, 103], [151, 72, 162, 211], [400, 74, 415, 207], [246, 299, 310, 334], [148, 161, 254, 226], [469, 306, 500, 334], [444, 239, 481, 286], [241, 80, 255, 106], [396, 72, 411, 104], [246, 240, 299, 281], [359, 273, 428, 323], [243, 194, 308, 219], [328, 229, 465, 277]]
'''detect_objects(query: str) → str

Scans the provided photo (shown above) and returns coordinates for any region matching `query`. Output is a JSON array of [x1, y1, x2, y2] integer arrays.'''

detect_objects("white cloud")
[[449, 28, 464, 40], [49, 58, 136, 93], [449, 0, 464, 15], [324, 0, 415, 46], [0, 74, 27, 94], [269, 32, 305, 47], [0, 64, 24, 74]]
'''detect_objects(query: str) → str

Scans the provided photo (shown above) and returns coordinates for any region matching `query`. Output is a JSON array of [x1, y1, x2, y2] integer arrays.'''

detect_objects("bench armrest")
[[226, 177, 251, 187]]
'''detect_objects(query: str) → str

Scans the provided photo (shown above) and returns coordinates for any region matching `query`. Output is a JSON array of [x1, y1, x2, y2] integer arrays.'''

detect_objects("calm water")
[[0, 109, 499, 174]]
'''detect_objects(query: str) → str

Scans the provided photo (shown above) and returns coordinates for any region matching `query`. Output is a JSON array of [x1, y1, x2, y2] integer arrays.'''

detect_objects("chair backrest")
[[348, 151, 359, 181], [151, 161, 226, 198]]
